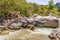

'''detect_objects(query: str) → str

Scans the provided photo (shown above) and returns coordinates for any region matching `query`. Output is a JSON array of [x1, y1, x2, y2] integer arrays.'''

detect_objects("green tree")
[[48, 0, 54, 10]]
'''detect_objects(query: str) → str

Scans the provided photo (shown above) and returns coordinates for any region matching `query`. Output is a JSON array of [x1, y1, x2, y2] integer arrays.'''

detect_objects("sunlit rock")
[[26, 17, 35, 25], [49, 28, 60, 40], [9, 22, 22, 29], [33, 14, 59, 28]]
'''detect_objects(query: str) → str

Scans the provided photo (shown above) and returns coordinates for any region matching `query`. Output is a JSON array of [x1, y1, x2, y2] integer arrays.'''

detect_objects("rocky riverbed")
[[0, 14, 59, 40]]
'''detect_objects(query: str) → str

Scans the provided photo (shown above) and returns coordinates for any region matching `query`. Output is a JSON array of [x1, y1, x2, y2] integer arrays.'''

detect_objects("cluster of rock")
[[49, 28, 60, 40], [0, 14, 59, 31]]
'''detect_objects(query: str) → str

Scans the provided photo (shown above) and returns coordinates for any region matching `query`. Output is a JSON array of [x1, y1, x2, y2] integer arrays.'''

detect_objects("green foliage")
[[48, 0, 54, 10], [0, 0, 60, 17]]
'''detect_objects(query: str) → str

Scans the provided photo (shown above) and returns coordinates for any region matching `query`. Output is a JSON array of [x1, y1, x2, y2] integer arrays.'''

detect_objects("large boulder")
[[33, 15, 59, 28]]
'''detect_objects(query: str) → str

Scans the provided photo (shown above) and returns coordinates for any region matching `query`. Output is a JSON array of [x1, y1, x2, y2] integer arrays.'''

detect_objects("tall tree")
[[48, 0, 54, 11]]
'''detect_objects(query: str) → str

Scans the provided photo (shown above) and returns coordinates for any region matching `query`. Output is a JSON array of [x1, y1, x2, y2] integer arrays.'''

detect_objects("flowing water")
[[0, 28, 56, 40]]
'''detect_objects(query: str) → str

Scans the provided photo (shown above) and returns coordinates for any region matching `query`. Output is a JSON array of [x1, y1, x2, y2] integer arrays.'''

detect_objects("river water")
[[0, 28, 56, 40]]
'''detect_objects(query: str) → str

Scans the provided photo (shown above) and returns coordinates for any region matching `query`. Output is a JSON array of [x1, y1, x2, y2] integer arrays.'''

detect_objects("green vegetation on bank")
[[0, 0, 60, 17]]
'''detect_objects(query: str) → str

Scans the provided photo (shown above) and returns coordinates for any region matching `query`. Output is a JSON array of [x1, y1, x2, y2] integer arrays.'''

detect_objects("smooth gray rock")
[[33, 15, 59, 28]]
